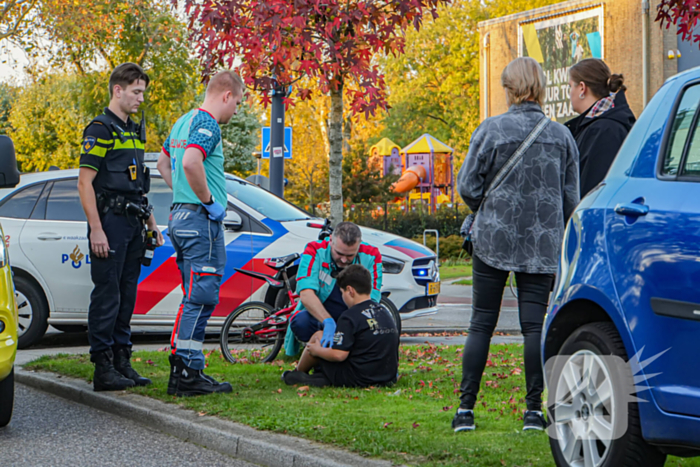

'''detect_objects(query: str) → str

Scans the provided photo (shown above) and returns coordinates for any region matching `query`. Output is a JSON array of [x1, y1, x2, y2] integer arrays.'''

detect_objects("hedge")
[[347, 203, 468, 239]]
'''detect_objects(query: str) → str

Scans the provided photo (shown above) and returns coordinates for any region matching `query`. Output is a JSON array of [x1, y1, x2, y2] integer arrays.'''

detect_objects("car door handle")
[[37, 233, 62, 241], [614, 203, 649, 217]]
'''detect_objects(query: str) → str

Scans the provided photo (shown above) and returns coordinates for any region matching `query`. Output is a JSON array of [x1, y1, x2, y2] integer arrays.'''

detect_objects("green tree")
[[29, 0, 202, 150], [342, 147, 399, 204], [0, 83, 16, 136], [9, 73, 87, 171], [0, 0, 36, 43], [283, 93, 330, 213], [380, 0, 561, 157], [221, 100, 261, 177]]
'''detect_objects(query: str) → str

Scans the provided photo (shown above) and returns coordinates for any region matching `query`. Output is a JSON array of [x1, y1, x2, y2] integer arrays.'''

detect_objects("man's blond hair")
[[206, 71, 245, 97], [501, 57, 546, 107]]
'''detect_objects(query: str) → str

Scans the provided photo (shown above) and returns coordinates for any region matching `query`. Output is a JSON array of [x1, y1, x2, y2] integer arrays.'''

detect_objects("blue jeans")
[[289, 310, 325, 343], [169, 206, 226, 370]]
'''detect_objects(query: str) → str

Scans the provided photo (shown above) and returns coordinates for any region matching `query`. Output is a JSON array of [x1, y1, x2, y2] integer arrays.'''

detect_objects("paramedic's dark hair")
[[333, 222, 361, 245]]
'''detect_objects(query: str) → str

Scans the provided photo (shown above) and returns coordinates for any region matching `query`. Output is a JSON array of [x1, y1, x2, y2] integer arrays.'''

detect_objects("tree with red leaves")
[[182, 0, 451, 224], [656, 0, 700, 44]]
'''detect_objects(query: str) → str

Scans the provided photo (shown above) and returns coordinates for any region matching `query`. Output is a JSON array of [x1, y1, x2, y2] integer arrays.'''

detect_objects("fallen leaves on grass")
[[412, 422, 420, 429]]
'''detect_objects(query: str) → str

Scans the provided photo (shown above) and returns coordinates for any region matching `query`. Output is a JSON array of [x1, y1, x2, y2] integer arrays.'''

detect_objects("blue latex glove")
[[203, 201, 226, 222], [320, 318, 336, 348]]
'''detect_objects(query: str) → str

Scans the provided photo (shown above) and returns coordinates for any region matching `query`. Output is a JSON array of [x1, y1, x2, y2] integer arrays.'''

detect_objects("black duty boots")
[[113, 346, 152, 387], [91, 349, 136, 392], [167, 354, 181, 395], [170, 357, 232, 397]]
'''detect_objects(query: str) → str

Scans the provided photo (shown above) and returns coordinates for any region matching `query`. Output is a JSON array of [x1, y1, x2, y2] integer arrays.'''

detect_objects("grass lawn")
[[26, 344, 699, 467], [439, 260, 473, 281], [452, 279, 473, 286]]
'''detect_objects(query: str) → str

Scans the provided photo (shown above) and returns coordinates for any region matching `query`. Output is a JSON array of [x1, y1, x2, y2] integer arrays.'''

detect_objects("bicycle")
[[219, 252, 300, 364], [219, 219, 402, 364]]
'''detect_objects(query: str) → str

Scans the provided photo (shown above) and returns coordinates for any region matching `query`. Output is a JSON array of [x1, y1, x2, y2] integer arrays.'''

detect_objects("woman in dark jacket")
[[566, 58, 636, 197], [454, 57, 580, 433]]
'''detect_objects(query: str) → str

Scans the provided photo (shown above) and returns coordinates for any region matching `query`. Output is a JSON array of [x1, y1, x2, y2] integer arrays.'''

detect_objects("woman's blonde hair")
[[501, 57, 546, 107]]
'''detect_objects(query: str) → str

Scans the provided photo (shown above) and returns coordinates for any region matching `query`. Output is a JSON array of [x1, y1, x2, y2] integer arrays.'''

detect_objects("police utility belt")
[[97, 193, 152, 221]]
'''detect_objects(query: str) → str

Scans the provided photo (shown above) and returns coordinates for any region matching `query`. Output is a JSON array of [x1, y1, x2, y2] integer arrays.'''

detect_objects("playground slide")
[[392, 165, 427, 193]]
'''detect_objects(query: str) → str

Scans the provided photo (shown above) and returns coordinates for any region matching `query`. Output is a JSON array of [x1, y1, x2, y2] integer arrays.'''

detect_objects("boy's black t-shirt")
[[318, 299, 399, 387]]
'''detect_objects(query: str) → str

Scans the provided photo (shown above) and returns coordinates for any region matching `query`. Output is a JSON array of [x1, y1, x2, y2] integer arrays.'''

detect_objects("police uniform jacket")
[[79, 107, 150, 202]]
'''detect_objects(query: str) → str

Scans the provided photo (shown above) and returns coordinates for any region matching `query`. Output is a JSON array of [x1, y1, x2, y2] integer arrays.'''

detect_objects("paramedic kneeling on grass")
[[286, 222, 382, 351], [283, 265, 399, 387]]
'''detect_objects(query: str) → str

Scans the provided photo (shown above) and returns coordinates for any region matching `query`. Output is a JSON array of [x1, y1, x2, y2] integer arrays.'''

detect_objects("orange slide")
[[392, 165, 427, 193]]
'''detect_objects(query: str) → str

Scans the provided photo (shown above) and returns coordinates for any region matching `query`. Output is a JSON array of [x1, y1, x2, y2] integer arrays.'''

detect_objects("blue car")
[[543, 68, 700, 467]]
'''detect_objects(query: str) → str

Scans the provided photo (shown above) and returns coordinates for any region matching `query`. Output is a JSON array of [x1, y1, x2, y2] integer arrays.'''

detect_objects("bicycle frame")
[[234, 265, 300, 340]]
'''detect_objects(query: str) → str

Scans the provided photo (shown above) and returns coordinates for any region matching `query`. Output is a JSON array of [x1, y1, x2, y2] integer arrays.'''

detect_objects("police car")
[[0, 156, 440, 348]]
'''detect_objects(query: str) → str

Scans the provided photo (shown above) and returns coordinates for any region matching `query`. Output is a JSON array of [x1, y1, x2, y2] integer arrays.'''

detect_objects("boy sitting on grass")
[[282, 264, 399, 388]]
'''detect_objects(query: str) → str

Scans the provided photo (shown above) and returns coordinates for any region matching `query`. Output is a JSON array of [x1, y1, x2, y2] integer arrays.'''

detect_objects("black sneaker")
[[281, 370, 330, 387], [523, 410, 547, 431], [452, 409, 475, 432]]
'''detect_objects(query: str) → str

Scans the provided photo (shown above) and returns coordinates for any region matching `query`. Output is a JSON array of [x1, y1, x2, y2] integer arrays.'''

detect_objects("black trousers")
[[87, 210, 144, 354], [459, 254, 552, 411]]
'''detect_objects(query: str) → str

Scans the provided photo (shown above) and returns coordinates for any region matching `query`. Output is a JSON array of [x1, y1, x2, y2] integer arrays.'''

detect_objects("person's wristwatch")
[[204, 195, 214, 206]]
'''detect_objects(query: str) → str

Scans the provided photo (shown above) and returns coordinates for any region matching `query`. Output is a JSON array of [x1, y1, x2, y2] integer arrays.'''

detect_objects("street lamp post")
[[269, 84, 286, 198]]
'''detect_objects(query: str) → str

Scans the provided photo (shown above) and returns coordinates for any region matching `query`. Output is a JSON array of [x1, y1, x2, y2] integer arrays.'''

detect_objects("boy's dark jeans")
[[459, 254, 552, 411]]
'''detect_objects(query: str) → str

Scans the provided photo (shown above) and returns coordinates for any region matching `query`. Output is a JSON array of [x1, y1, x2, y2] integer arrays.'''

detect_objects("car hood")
[[280, 220, 436, 262]]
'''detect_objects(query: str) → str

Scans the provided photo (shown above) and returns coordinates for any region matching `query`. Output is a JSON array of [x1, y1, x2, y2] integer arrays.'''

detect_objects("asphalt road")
[[0, 384, 258, 467]]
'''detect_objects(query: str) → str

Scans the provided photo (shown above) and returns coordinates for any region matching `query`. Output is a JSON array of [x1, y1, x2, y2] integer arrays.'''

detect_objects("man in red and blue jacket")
[[286, 222, 383, 351]]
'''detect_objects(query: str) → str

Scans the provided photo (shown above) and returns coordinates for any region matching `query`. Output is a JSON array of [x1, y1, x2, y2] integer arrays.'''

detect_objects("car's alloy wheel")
[[15, 290, 33, 338], [547, 322, 667, 467], [551, 350, 615, 467]]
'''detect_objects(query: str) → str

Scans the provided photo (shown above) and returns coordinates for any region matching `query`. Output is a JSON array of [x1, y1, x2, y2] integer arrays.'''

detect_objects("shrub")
[[414, 234, 464, 260], [347, 203, 469, 239]]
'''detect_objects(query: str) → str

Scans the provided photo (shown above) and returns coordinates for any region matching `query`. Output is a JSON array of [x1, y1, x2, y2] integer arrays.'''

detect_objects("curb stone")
[[16, 369, 399, 467]]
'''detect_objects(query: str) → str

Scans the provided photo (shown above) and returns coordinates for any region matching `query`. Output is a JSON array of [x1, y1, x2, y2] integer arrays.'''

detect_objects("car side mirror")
[[223, 210, 243, 231], [0, 136, 20, 189]]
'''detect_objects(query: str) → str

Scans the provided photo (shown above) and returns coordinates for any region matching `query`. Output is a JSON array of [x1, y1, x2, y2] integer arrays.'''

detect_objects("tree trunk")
[[343, 115, 352, 156], [328, 80, 344, 227]]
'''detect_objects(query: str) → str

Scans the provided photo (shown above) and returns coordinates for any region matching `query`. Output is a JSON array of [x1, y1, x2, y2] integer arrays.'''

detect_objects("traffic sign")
[[261, 127, 292, 159]]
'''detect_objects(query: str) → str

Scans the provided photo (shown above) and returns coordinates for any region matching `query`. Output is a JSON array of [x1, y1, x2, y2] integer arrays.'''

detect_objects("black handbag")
[[460, 116, 550, 255]]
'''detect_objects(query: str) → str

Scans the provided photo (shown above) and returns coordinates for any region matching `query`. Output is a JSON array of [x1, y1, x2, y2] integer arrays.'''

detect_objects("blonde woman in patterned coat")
[[452, 57, 580, 432]]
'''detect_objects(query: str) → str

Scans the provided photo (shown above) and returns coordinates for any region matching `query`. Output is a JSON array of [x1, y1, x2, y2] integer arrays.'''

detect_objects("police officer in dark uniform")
[[78, 63, 164, 391]]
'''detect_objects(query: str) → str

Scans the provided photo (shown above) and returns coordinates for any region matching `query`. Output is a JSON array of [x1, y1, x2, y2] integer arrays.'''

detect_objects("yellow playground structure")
[[369, 134, 455, 212]]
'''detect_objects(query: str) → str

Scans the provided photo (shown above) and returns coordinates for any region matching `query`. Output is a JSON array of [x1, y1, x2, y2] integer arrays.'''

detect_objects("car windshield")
[[225, 176, 314, 222]]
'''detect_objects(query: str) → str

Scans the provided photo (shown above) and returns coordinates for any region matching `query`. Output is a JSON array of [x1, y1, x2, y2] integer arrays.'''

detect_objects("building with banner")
[[478, 0, 700, 122]]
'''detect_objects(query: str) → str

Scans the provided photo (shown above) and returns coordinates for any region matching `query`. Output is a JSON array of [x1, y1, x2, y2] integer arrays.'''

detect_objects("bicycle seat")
[[264, 253, 300, 270], [233, 268, 284, 288]]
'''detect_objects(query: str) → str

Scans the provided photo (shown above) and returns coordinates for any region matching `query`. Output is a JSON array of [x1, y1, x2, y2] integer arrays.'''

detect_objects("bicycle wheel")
[[380, 296, 402, 337], [220, 301, 285, 364]]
